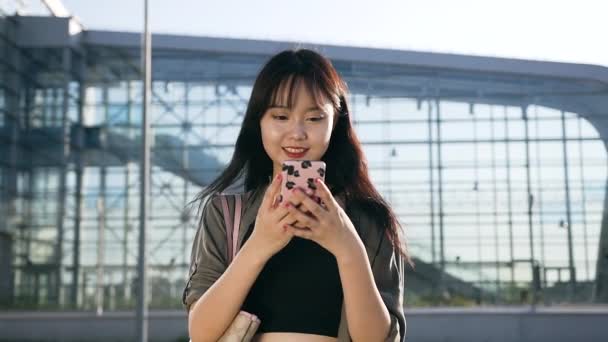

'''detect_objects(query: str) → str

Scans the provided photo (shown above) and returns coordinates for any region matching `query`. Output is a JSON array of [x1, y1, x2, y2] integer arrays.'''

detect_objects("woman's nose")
[[289, 122, 307, 139]]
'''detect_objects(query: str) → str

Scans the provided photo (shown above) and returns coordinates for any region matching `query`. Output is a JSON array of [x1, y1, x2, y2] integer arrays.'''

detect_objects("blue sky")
[[41, 0, 606, 67]]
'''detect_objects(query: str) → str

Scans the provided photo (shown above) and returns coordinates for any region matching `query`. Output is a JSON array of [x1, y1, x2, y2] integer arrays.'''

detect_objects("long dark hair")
[[193, 49, 413, 267]]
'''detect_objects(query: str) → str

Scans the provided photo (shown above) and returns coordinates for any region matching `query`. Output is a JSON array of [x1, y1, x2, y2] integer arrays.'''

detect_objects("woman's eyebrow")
[[305, 106, 324, 113], [268, 105, 325, 113]]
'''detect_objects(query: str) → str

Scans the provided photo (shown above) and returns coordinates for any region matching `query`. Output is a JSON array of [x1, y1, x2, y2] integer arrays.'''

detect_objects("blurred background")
[[0, 0, 607, 341]]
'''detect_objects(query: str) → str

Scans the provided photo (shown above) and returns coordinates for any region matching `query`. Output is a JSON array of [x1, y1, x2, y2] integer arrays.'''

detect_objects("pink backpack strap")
[[219, 194, 242, 263]]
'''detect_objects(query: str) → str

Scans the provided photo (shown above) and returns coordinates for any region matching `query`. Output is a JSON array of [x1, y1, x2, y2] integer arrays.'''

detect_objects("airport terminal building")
[[1, 6, 608, 341]]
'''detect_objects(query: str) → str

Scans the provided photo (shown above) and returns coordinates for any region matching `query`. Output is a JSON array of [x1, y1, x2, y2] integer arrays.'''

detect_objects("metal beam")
[[136, 0, 151, 340]]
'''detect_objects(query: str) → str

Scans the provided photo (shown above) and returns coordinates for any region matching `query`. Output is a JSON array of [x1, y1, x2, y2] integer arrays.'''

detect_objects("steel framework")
[[1, 15, 607, 311]]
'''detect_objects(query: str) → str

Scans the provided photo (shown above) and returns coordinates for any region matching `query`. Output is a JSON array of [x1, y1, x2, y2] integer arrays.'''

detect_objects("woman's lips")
[[283, 148, 309, 158]]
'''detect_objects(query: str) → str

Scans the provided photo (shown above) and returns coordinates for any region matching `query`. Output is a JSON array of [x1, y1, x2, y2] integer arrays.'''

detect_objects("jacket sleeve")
[[357, 207, 406, 342], [182, 195, 228, 312]]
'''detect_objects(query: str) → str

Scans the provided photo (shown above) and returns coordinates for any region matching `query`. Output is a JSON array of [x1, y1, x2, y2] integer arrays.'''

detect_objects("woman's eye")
[[271, 114, 324, 121]]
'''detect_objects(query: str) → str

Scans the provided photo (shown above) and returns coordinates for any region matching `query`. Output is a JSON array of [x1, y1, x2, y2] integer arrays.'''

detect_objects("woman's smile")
[[283, 147, 310, 158]]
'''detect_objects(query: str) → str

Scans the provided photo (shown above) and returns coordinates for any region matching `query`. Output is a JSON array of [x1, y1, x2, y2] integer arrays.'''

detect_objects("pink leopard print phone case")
[[278, 160, 326, 210]]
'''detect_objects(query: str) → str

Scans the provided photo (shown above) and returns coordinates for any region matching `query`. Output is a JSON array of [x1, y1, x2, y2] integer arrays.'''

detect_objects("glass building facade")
[[1, 14, 607, 312]]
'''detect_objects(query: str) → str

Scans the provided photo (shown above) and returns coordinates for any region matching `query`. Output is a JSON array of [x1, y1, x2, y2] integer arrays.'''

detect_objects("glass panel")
[[0, 20, 606, 311]]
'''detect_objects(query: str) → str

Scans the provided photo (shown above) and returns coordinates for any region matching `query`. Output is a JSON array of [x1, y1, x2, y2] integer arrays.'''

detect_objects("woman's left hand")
[[282, 178, 362, 260]]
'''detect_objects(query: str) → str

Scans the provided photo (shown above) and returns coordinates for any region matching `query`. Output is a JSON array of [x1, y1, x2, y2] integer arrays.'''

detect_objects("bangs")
[[268, 73, 340, 111]]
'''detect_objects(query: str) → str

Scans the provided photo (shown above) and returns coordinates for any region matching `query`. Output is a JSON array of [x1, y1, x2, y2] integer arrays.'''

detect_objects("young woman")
[[183, 49, 413, 342]]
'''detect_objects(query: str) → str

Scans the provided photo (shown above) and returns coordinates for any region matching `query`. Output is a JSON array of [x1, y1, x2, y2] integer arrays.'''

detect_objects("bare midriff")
[[253, 332, 338, 342]]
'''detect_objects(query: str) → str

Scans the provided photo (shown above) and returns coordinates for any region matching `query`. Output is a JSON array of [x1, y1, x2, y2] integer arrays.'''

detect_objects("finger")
[[243, 315, 260, 341], [243, 317, 260, 341], [280, 193, 307, 224], [262, 173, 282, 210], [288, 186, 315, 208], [291, 188, 327, 219], [285, 225, 314, 240], [270, 173, 286, 208], [272, 204, 291, 223], [231, 311, 254, 335], [279, 211, 302, 228], [285, 202, 319, 229], [312, 178, 337, 211], [278, 208, 311, 227], [278, 213, 300, 232], [271, 173, 284, 203], [271, 193, 281, 209]]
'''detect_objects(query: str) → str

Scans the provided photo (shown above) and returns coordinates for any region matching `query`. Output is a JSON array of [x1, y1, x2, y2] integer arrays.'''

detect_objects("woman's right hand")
[[246, 173, 294, 260]]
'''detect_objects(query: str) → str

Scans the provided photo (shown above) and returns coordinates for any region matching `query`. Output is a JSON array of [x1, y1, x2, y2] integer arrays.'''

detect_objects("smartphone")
[[278, 160, 326, 214]]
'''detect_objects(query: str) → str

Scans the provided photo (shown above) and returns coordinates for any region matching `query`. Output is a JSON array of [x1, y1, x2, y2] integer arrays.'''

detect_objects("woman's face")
[[260, 81, 336, 179]]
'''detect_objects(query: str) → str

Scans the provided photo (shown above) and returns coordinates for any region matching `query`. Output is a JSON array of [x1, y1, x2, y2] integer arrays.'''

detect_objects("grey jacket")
[[182, 185, 406, 341]]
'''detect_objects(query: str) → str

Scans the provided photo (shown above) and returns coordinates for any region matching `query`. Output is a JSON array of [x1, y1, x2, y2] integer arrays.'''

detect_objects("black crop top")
[[241, 221, 344, 337]]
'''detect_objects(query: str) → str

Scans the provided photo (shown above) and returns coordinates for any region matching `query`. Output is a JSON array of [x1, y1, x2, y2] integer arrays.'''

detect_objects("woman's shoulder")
[[197, 189, 245, 225], [347, 198, 403, 272], [206, 186, 266, 220], [218, 186, 264, 201], [202, 187, 258, 207]]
